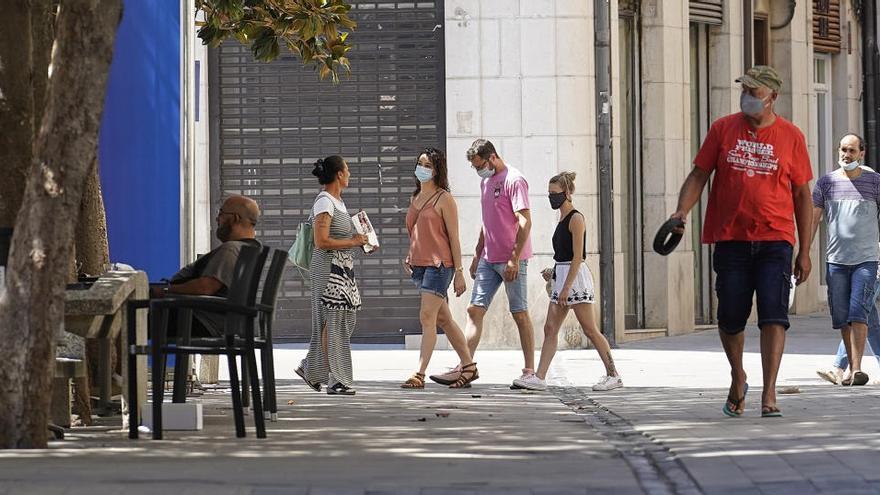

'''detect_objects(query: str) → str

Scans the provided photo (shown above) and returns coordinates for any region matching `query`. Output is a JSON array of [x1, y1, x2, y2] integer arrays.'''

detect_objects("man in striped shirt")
[[811, 134, 880, 386]]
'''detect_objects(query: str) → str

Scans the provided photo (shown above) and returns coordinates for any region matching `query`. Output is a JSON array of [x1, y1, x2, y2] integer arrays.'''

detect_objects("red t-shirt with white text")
[[694, 113, 812, 246]]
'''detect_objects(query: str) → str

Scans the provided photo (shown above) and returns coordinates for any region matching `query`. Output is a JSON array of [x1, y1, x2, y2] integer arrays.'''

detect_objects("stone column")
[[770, 3, 824, 314], [639, 1, 696, 335]]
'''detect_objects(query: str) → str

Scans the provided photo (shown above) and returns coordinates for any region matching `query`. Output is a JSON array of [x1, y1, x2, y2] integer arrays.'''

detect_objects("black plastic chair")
[[255, 249, 287, 420], [127, 244, 268, 439]]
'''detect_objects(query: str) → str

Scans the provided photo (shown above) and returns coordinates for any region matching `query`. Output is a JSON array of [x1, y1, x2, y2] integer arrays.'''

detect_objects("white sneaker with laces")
[[592, 375, 623, 391], [513, 373, 547, 391]]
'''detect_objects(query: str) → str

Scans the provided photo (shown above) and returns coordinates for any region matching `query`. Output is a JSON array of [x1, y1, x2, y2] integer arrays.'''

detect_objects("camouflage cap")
[[735, 65, 783, 92]]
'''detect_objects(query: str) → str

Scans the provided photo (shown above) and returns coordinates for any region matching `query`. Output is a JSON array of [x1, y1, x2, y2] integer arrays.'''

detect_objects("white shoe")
[[513, 373, 547, 391], [592, 375, 623, 391]]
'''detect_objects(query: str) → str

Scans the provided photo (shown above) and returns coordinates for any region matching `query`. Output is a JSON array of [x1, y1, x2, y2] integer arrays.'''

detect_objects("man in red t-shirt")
[[668, 65, 813, 418]]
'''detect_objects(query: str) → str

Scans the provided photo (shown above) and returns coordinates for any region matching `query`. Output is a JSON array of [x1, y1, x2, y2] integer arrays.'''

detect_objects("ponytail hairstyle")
[[312, 155, 346, 185], [412, 147, 450, 198], [549, 171, 577, 196]]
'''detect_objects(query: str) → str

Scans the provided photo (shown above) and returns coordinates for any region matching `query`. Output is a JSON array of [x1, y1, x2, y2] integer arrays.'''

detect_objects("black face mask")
[[548, 192, 567, 210]]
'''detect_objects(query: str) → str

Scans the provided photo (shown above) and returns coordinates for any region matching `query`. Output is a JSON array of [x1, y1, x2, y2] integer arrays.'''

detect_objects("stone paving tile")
[[307, 488, 366, 495], [529, 488, 588, 495], [0, 484, 66, 495], [361, 488, 420, 495], [731, 455, 804, 484], [252, 488, 309, 495], [808, 475, 875, 493], [829, 450, 880, 481], [755, 480, 819, 495], [679, 456, 755, 491], [63, 485, 126, 495]]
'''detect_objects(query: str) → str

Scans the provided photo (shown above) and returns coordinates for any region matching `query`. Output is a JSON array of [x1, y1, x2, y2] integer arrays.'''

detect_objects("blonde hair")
[[549, 171, 577, 194]]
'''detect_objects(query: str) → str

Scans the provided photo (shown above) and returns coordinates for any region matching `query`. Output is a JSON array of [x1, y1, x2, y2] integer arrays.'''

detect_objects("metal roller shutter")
[[690, 0, 724, 26], [210, 1, 446, 342], [813, 0, 841, 53]]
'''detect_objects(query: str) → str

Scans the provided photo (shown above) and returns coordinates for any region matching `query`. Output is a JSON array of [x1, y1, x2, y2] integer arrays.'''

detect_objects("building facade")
[[182, 0, 866, 347]]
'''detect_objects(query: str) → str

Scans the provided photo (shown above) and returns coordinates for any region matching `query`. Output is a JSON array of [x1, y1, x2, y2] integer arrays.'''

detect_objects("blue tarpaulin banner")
[[99, 0, 181, 281]]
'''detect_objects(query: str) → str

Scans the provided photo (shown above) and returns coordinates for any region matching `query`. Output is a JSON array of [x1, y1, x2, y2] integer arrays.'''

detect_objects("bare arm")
[[792, 183, 813, 284], [503, 209, 532, 282], [168, 277, 224, 296], [313, 212, 366, 250], [152, 276, 223, 297], [440, 194, 467, 296], [671, 167, 712, 230], [474, 229, 485, 258], [469, 229, 485, 279], [511, 209, 532, 261], [809, 206, 823, 250]]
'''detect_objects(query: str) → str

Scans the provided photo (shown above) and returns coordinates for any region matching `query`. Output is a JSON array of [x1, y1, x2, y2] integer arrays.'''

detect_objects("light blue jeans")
[[833, 277, 880, 369]]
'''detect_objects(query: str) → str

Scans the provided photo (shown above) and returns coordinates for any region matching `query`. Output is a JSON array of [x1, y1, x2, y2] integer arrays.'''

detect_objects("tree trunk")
[[0, 0, 34, 229], [31, 0, 56, 135], [79, 160, 110, 424], [76, 161, 111, 276], [0, 0, 122, 449]]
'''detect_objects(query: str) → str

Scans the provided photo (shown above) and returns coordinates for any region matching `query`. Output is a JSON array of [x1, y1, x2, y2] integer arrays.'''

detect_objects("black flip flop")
[[295, 366, 321, 392], [653, 218, 685, 256]]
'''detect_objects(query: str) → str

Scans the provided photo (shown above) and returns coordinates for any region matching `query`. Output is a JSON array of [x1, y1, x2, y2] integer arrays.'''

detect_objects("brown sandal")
[[449, 363, 479, 389], [400, 372, 426, 389]]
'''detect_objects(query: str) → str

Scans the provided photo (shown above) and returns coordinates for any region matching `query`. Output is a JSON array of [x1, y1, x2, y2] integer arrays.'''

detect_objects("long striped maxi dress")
[[302, 198, 361, 388]]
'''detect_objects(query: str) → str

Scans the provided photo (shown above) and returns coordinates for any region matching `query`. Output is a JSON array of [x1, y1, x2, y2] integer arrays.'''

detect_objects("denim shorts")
[[411, 265, 454, 300], [713, 241, 793, 334], [470, 258, 529, 313], [826, 261, 879, 329]]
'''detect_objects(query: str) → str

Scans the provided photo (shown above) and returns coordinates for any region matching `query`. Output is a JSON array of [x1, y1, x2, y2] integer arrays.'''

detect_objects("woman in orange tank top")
[[400, 148, 478, 389]]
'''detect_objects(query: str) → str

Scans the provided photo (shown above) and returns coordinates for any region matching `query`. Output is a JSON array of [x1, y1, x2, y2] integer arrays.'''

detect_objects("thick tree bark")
[[79, 160, 111, 424], [0, 0, 122, 449], [76, 161, 110, 276], [31, 0, 56, 134], [0, 1, 34, 229]]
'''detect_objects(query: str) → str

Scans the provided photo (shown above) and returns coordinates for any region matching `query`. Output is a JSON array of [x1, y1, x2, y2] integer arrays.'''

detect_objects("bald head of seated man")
[[152, 195, 262, 299]]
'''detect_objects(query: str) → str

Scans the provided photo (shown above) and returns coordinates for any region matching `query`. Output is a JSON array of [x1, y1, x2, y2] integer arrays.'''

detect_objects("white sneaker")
[[592, 375, 623, 391], [513, 373, 547, 391]]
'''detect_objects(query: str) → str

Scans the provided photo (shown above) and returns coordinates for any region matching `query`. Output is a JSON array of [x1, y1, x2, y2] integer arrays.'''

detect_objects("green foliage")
[[197, 0, 355, 83]]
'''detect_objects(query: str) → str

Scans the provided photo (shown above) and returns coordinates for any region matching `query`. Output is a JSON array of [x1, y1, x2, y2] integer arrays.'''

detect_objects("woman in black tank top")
[[512, 172, 623, 392]]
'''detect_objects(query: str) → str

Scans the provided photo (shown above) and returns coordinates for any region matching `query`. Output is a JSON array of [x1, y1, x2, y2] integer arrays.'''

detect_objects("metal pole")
[[743, 0, 753, 69], [594, 0, 616, 347], [180, 0, 196, 265], [864, 0, 879, 168]]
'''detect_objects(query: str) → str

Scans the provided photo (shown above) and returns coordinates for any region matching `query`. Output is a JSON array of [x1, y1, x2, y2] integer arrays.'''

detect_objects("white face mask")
[[839, 159, 860, 171]]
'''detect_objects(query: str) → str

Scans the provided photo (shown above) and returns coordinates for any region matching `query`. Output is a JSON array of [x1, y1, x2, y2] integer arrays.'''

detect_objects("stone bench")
[[51, 357, 87, 429]]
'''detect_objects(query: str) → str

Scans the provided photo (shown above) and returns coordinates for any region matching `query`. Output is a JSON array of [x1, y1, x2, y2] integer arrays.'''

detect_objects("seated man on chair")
[[150, 195, 262, 336]]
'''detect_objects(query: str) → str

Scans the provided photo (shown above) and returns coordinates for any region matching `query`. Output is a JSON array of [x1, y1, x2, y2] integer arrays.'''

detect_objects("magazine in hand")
[[352, 210, 379, 252]]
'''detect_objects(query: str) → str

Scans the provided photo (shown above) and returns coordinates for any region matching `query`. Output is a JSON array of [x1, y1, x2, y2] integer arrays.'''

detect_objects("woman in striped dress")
[[295, 155, 370, 395]]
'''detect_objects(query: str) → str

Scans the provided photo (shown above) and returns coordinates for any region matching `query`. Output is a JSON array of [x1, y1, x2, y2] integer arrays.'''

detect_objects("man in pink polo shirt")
[[429, 139, 536, 387]]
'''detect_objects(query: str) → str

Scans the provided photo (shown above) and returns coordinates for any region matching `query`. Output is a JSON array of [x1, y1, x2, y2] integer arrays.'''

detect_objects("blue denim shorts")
[[470, 258, 529, 313], [713, 241, 793, 334], [411, 265, 454, 300], [826, 261, 879, 329]]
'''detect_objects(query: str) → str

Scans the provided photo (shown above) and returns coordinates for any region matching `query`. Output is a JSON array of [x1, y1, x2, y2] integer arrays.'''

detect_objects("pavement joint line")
[[552, 386, 703, 495]]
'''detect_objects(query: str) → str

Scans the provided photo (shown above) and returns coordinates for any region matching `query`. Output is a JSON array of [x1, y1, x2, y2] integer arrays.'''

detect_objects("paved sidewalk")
[[2, 313, 879, 494], [554, 312, 880, 494], [0, 382, 641, 494]]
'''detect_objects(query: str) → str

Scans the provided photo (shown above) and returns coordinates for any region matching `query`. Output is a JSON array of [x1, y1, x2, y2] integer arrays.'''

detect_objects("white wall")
[[444, 0, 598, 349]]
